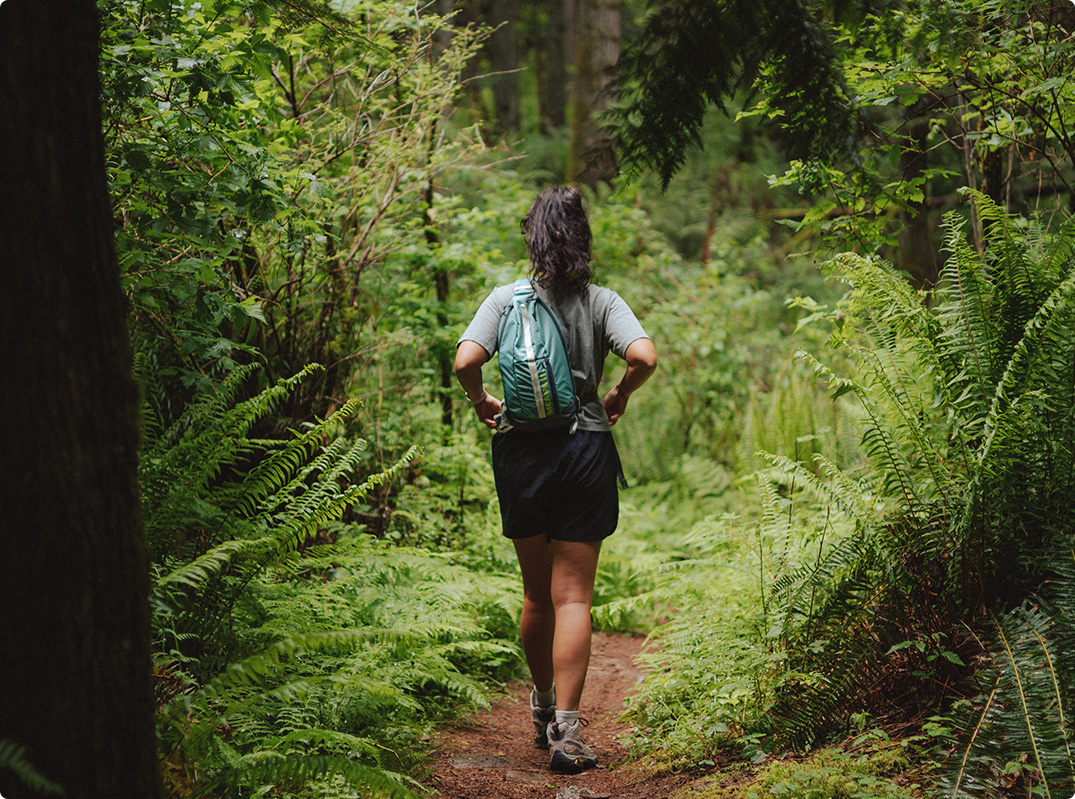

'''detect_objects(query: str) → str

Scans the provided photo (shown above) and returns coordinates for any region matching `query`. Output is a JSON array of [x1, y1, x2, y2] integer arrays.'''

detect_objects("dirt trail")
[[423, 632, 693, 799]]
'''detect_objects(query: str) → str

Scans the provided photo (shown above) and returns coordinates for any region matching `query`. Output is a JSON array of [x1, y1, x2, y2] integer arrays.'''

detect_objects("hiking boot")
[[547, 719, 597, 773], [530, 689, 556, 749]]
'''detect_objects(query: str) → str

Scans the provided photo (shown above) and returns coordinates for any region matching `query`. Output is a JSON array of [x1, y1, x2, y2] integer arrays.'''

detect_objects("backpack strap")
[[512, 281, 548, 419]]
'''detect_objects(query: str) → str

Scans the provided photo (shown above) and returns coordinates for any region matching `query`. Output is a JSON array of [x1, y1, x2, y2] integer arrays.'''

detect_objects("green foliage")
[[758, 191, 1075, 751], [940, 544, 1075, 798], [616, 190, 1075, 782], [143, 368, 522, 796], [612, 0, 864, 187], [246, 13, 492, 417], [739, 747, 917, 799], [605, 477, 856, 765], [738, 370, 863, 476], [942, 605, 1075, 797], [770, 0, 1075, 252], [94, 0, 1075, 789], [614, 0, 1075, 273], [102, 0, 300, 400], [102, 0, 494, 427]]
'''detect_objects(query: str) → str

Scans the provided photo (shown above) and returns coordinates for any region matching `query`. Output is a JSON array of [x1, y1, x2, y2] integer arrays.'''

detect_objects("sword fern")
[[142, 366, 519, 797], [761, 189, 1075, 760]]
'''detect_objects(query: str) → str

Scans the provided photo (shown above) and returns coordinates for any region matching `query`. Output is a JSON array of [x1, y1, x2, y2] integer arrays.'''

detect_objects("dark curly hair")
[[520, 186, 592, 292]]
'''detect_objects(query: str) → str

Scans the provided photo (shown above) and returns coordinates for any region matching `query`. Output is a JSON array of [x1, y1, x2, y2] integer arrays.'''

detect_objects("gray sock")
[[554, 709, 579, 728], [534, 684, 556, 707]]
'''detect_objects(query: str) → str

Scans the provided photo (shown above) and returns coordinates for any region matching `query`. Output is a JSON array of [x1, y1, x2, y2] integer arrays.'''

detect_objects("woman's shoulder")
[[479, 283, 516, 307], [584, 283, 631, 310], [511, 280, 623, 311]]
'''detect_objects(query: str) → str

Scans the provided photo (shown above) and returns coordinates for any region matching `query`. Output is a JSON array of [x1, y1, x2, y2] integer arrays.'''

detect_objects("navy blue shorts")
[[491, 429, 622, 542]]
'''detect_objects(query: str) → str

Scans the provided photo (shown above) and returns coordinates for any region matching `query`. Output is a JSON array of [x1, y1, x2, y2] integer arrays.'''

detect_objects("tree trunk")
[[0, 2, 162, 797], [897, 117, 940, 288], [539, 0, 568, 129], [567, 0, 620, 186], [424, 129, 454, 427], [487, 0, 521, 132]]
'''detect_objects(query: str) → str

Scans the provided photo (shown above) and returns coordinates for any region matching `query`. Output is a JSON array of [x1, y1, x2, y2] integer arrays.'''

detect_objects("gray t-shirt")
[[458, 282, 649, 431]]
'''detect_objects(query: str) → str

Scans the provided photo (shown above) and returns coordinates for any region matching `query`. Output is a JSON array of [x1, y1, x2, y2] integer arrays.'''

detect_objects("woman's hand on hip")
[[603, 384, 629, 426], [475, 394, 502, 429]]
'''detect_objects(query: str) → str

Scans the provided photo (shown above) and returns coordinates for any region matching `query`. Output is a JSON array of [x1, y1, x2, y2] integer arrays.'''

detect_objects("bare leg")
[[549, 539, 601, 712], [512, 535, 602, 710], [513, 534, 555, 692]]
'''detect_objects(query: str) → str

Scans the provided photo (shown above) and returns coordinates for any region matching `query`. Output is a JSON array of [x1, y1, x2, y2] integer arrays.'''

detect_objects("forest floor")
[[422, 632, 734, 799]]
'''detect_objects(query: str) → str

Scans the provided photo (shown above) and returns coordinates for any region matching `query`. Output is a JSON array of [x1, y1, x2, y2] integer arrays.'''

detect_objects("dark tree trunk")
[[539, 0, 568, 129], [0, 2, 162, 797], [488, 0, 521, 132], [564, 0, 577, 85], [981, 144, 1013, 212], [897, 117, 940, 288]]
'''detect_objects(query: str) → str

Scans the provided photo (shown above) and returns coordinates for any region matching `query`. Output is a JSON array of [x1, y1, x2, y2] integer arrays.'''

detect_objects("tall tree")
[[0, 1, 162, 796], [568, 0, 620, 186], [439, 0, 522, 134], [531, 0, 571, 130], [488, 0, 522, 132]]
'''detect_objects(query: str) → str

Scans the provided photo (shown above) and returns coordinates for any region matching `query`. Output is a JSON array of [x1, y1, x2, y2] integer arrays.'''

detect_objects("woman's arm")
[[603, 337, 657, 426], [454, 340, 502, 429]]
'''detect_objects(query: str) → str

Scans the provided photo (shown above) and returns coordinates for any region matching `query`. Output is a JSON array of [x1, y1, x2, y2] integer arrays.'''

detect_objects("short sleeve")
[[602, 289, 648, 359], [457, 285, 513, 356]]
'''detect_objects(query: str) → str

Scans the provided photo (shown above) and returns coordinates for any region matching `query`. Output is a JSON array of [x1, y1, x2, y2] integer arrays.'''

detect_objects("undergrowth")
[[126, 185, 1075, 797], [608, 191, 1075, 796], [143, 365, 525, 797], [668, 744, 921, 799]]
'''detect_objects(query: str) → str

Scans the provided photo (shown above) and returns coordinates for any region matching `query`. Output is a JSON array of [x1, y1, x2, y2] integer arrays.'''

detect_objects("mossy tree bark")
[[567, 0, 619, 187], [0, 1, 162, 797]]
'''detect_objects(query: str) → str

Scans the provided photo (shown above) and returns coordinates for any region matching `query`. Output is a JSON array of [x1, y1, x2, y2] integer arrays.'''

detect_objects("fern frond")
[[270, 444, 419, 557], [202, 630, 402, 698], [755, 191, 1075, 755], [760, 453, 875, 528], [0, 740, 64, 796], [1038, 215, 1075, 281], [933, 209, 999, 436], [857, 344, 952, 505], [153, 538, 261, 598], [951, 265, 1075, 555], [227, 405, 359, 519], [143, 363, 261, 459], [265, 727, 382, 760], [200, 753, 419, 799], [977, 269, 1075, 459], [945, 603, 1075, 798], [158, 630, 413, 760], [141, 364, 325, 554]]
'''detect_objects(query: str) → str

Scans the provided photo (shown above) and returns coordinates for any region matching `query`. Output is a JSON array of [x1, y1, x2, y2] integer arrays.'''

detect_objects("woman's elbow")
[[628, 338, 658, 372], [454, 340, 489, 377]]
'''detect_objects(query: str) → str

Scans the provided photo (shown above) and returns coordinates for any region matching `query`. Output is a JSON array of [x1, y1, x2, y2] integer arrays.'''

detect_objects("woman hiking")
[[454, 186, 657, 773]]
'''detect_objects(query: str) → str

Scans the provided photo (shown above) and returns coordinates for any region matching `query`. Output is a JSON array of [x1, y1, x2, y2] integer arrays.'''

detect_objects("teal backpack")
[[496, 279, 579, 432]]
